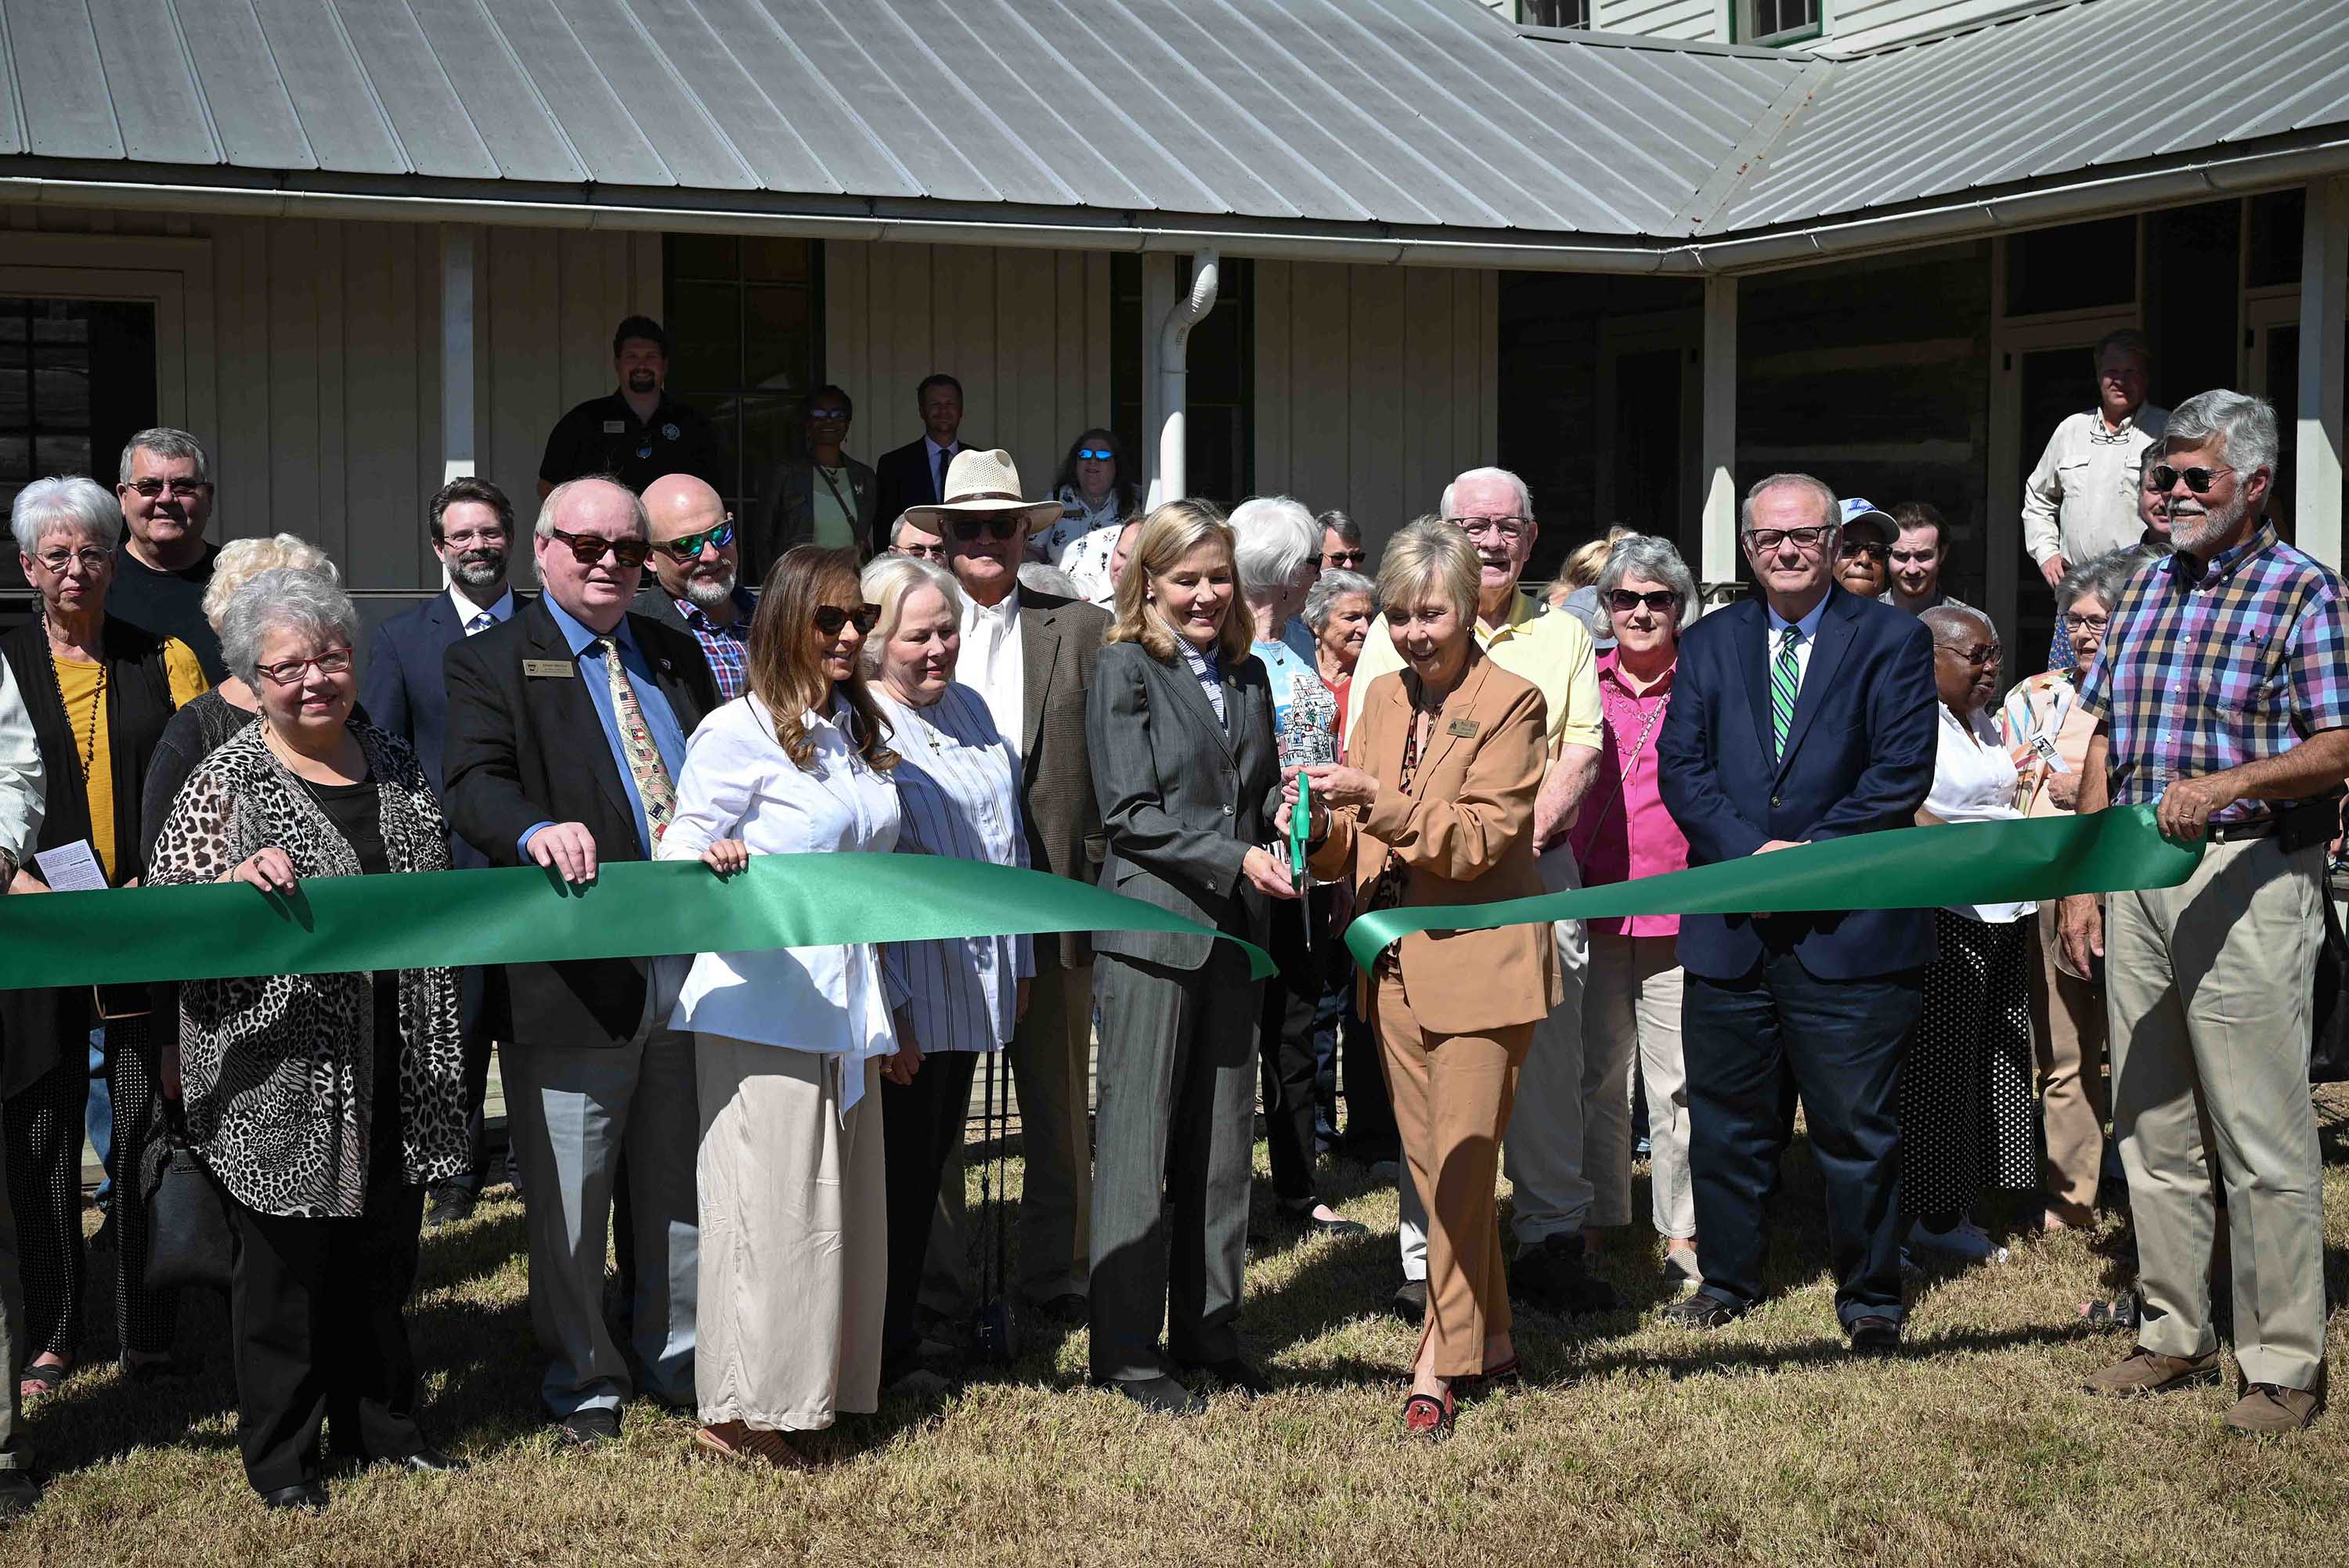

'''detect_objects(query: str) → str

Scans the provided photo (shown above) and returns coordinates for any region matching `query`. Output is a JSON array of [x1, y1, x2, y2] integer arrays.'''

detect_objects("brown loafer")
[[2083, 1346, 2222, 1398], [2224, 1372, 2326, 1436], [694, 1421, 811, 1470]]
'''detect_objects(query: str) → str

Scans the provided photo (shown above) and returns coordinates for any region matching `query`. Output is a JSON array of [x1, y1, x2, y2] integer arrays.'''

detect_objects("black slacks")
[[879, 1048, 980, 1372], [1682, 951, 1920, 1326], [1257, 908, 1323, 1209]]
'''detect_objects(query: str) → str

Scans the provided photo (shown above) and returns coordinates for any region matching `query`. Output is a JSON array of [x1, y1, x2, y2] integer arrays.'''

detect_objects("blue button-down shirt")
[[521, 597, 691, 859]]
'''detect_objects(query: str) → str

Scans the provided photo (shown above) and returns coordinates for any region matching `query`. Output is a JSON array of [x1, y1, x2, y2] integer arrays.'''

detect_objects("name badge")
[[601, 420, 626, 434], [523, 658, 576, 679], [2030, 733, 2069, 773], [1446, 718, 1480, 738]]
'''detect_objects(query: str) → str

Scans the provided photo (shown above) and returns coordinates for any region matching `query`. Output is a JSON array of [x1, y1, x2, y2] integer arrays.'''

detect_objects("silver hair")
[[890, 510, 940, 548], [2162, 388, 2280, 479], [1438, 466, 1533, 521], [218, 567, 361, 687], [1303, 568, 1376, 632], [202, 534, 338, 629], [2058, 548, 2144, 615], [117, 427, 211, 487], [1227, 496, 1319, 597], [1741, 473, 1839, 535], [1316, 510, 1362, 547], [1919, 604, 1994, 643], [536, 475, 649, 540], [1018, 561, 1081, 598], [858, 553, 963, 675], [1593, 533, 1699, 628], [10, 475, 119, 557]]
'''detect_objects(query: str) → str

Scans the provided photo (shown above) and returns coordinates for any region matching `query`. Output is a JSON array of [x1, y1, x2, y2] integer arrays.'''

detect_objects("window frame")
[[1517, 0, 1592, 28], [1736, 0, 1825, 48], [658, 236, 824, 518]]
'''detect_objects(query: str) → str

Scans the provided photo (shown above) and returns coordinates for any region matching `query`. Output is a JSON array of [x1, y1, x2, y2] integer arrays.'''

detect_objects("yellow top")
[[52, 640, 208, 882], [1341, 589, 1602, 757]]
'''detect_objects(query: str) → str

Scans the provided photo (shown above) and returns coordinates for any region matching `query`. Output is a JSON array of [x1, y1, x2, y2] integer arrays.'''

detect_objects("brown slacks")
[[2028, 902, 2109, 1224], [1373, 968, 1530, 1378]]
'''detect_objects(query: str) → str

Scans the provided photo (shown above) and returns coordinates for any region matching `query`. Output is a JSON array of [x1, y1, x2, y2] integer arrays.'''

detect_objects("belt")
[[2206, 816, 2275, 843]]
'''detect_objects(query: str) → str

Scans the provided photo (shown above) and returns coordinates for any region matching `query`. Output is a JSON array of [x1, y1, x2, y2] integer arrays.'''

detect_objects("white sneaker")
[[1906, 1218, 2008, 1264]]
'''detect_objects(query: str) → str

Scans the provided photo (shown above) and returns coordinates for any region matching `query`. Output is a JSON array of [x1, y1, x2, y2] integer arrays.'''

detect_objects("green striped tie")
[[1770, 625, 1801, 759]]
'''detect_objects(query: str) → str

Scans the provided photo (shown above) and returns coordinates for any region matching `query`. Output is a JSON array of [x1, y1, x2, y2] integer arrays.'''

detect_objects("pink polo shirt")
[[1568, 650, 1687, 938]]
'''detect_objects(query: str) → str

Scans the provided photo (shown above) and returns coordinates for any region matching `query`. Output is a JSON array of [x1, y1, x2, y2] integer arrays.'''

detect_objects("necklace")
[[39, 607, 104, 783]]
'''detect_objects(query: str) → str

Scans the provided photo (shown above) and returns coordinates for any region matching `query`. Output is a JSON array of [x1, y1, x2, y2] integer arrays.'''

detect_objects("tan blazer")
[[1309, 650, 1560, 1036]]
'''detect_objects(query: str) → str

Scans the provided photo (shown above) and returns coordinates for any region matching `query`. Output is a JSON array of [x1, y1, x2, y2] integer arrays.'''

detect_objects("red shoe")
[[1456, 1355, 1521, 1400], [1402, 1384, 1456, 1440]]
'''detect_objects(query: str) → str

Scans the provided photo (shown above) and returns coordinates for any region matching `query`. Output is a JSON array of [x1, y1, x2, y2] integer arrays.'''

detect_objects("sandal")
[[18, 1359, 70, 1401], [1402, 1385, 1456, 1440]]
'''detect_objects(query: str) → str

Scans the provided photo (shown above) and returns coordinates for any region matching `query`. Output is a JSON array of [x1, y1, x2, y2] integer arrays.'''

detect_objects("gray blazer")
[[1084, 639, 1280, 971], [749, 452, 876, 579]]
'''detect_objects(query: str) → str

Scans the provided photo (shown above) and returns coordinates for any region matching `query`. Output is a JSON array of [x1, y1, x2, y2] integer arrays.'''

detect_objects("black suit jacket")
[[870, 438, 968, 556], [441, 599, 718, 1047], [361, 591, 534, 867]]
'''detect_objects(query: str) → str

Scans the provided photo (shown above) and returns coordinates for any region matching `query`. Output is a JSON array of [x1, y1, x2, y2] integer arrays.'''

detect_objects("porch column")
[[2297, 176, 2347, 570], [1699, 274, 1739, 597], [441, 225, 477, 484]]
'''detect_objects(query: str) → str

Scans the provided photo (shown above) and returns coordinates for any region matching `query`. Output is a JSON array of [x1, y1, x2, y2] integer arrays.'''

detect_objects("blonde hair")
[[1106, 499, 1252, 665], [202, 534, 338, 631], [1375, 517, 1480, 622], [1559, 526, 1629, 593], [857, 553, 962, 676]]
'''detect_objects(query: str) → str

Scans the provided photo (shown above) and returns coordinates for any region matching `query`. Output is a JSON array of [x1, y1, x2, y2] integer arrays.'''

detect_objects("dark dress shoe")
[[397, 1448, 469, 1474], [1510, 1235, 1628, 1317], [0, 1469, 43, 1517], [554, 1408, 621, 1447], [1847, 1316, 1903, 1354], [1181, 1358, 1274, 1398], [1658, 1290, 1748, 1330], [261, 1481, 328, 1512], [1034, 1292, 1089, 1325], [1390, 1278, 1428, 1325], [1102, 1373, 1206, 1416], [424, 1186, 477, 1228]]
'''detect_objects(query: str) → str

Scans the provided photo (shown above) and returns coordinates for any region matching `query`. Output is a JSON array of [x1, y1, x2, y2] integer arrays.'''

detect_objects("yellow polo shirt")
[[1340, 589, 1601, 757]]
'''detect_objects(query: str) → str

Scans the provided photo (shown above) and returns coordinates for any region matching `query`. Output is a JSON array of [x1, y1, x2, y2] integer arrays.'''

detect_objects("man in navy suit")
[[869, 374, 972, 557], [1654, 472, 1937, 1350], [360, 474, 525, 1226]]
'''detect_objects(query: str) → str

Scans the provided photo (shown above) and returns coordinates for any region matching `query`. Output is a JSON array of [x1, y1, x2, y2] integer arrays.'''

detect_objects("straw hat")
[[904, 449, 1064, 530]]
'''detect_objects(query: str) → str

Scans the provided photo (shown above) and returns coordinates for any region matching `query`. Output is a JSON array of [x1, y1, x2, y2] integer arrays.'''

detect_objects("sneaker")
[[1904, 1219, 2008, 1264], [2225, 1373, 2326, 1436], [2082, 1346, 2222, 1398], [1659, 1247, 1703, 1292]]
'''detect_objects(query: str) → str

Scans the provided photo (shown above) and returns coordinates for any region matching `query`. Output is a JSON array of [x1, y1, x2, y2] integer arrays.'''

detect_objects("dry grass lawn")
[[9, 1089, 2349, 1567]]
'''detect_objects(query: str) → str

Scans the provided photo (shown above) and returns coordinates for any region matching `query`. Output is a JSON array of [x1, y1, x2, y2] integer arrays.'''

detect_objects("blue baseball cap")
[[1838, 498, 1896, 541]]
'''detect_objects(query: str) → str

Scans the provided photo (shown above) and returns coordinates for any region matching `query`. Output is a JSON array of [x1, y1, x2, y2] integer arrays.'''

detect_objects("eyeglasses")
[[123, 478, 210, 500], [1743, 526, 1833, 553], [950, 517, 1024, 542], [1936, 641, 2001, 667], [1837, 540, 1889, 561], [30, 546, 110, 575], [255, 647, 354, 687], [1607, 589, 1680, 615], [2150, 463, 2235, 495], [2062, 613, 2110, 633], [1322, 550, 1366, 568], [1074, 448, 1115, 462], [653, 520, 737, 561], [813, 604, 883, 636], [897, 542, 948, 561], [545, 527, 651, 569], [807, 407, 850, 422], [435, 528, 508, 550], [1445, 515, 1532, 543]]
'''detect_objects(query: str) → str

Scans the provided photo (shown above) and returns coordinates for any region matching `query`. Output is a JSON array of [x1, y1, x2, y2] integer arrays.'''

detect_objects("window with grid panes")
[[660, 237, 821, 517], [1743, 0, 1821, 45], [1521, 1, 1590, 26], [0, 297, 158, 592]]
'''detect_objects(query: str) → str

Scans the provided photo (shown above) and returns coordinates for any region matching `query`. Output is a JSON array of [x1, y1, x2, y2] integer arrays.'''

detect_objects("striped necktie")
[[594, 637, 675, 845], [465, 612, 494, 636], [1770, 625, 1801, 759]]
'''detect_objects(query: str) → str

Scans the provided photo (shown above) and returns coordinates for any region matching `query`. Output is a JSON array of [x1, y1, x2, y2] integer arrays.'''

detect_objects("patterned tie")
[[1770, 625, 1801, 760], [466, 612, 494, 636], [596, 637, 675, 845]]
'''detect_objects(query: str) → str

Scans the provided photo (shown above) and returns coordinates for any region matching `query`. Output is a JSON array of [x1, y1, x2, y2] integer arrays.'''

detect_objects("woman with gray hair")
[[148, 567, 470, 1510], [1228, 495, 1354, 1236], [1568, 534, 1703, 1292], [2, 474, 209, 1401], [857, 550, 1034, 1393]]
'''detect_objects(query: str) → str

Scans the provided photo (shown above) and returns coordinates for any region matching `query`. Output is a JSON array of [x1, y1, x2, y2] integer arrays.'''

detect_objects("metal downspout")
[[1155, 248, 1219, 503]]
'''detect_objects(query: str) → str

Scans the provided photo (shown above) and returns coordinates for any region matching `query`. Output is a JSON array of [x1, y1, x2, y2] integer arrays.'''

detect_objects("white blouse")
[[1926, 702, 2033, 925], [1034, 487, 1124, 607], [656, 694, 903, 1107]]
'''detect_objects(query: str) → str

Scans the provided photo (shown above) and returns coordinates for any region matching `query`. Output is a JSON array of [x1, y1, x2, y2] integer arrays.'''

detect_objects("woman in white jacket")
[[655, 543, 905, 1470]]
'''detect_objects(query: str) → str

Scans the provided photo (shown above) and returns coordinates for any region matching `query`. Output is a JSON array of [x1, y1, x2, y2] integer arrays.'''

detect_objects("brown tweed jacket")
[[1017, 588, 1111, 968]]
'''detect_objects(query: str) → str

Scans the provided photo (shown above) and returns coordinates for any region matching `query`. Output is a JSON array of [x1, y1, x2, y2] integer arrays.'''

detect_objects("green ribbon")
[[1340, 805, 2202, 972], [0, 855, 1277, 992]]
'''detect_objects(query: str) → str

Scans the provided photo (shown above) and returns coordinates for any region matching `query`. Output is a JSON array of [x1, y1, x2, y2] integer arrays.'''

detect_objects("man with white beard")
[[635, 474, 756, 701]]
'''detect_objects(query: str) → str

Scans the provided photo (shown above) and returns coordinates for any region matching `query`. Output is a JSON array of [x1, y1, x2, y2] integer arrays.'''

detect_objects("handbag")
[[2311, 868, 2349, 1086], [139, 1103, 235, 1292]]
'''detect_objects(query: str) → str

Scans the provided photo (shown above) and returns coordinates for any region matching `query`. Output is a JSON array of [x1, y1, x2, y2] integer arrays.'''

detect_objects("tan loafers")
[[2224, 1372, 2327, 1436], [2082, 1346, 2222, 1397]]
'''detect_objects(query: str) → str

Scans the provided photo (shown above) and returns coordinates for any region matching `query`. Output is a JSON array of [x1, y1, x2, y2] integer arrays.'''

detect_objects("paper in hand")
[[34, 839, 106, 892]]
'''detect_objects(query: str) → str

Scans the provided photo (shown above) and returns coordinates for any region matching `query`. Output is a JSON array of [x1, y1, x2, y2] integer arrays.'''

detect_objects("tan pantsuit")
[[2105, 835, 2329, 1391], [695, 1036, 886, 1431], [1374, 969, 1530, 1376], [2030, 900, 2109, 1224], [1585, 930, 1693, 1240]]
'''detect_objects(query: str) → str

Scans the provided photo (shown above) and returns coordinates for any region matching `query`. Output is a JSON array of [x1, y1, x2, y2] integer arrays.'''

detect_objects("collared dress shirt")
[[446, 584, 517, 636], [873, 683, 1034, 1052], [957, 586, 1027, 773], [677, 587, 756, 702], [1763, 590, 1831, 698], [1343, 589, 1601, 755], [925, 438, 963, 501], [1568, 649, 1686, 937], [521, 596, 689, 860], [2077, 519, 2349, 826], [657, 694, 903, 1109], [2022, 404, 2170, 567], [1925, 702, 2033, 924], [1174, 637, 1225, 726]]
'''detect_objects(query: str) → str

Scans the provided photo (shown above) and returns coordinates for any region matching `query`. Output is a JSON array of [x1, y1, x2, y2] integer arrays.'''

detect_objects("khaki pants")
[[1375, 968, 1530, 1378], [695, 1037, 885, 1431], [2106, 835, 2328, 1390], [1586, 931, 1692, 1240], [2030, 901, 2109, 1224]]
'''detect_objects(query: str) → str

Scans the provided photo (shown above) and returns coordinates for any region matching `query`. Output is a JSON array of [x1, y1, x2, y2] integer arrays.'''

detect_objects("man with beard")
[[537, 317, 726, 499], [109, 427, 226, 680], [634, 474, 755, 701], [361, 474, 528, 1224], [2062, 391, 2349, 1435]]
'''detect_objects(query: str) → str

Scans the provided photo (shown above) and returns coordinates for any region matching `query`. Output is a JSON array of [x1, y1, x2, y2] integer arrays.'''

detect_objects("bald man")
[[633, 473, 757, 701]]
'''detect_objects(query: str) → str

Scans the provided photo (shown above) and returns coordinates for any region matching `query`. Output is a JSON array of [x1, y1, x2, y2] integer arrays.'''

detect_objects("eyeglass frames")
[[1836, 539, 1889, 561], [653, 520, 737, 561], [256, 647, 354, 686], [29, 546, 110, 575], [949, 517, 1024, 542], [2149, 463, 2236, 495], [1074, 447, 1116, 462], [1444, 515, 1532, 543], [122, 478, 211, 500], [1607, 589, 1680, 615], [1743, 525, 1833, 553], [813, 604, 883, 636], [545, 527, 652, 569]]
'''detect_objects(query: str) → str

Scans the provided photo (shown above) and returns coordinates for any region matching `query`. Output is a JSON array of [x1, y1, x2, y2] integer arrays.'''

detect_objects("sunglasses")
[[1837, 540, 1889, 561], [1607, 589, 1680, 615], [545, 527, 651, 569], [653, 520, 737, 561], [1323, 550, 1367, 568], [950, 517, 1024, 542], [2149, 463, 2235, 495], [1074, 448, 1115, 461], [807, 408, 850, 422], [814, 604, 883, 636]]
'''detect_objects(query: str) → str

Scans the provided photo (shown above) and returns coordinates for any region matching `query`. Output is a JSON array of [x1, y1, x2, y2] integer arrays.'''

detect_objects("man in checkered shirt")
[[2060, 390, 2349, 1436]]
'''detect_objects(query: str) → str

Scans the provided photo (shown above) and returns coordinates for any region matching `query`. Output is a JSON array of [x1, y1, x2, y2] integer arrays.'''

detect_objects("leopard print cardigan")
[[146, 720, 470, 1218]]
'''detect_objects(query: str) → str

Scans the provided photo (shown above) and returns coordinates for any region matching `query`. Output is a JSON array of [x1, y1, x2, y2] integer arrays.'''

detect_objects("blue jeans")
[[85, 1027, 110, 1210]]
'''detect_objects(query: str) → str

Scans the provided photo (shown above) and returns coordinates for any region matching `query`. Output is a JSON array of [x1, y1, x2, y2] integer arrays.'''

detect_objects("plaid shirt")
[[678, 595, 752, 702], [2077, 520, 2349, 822]]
